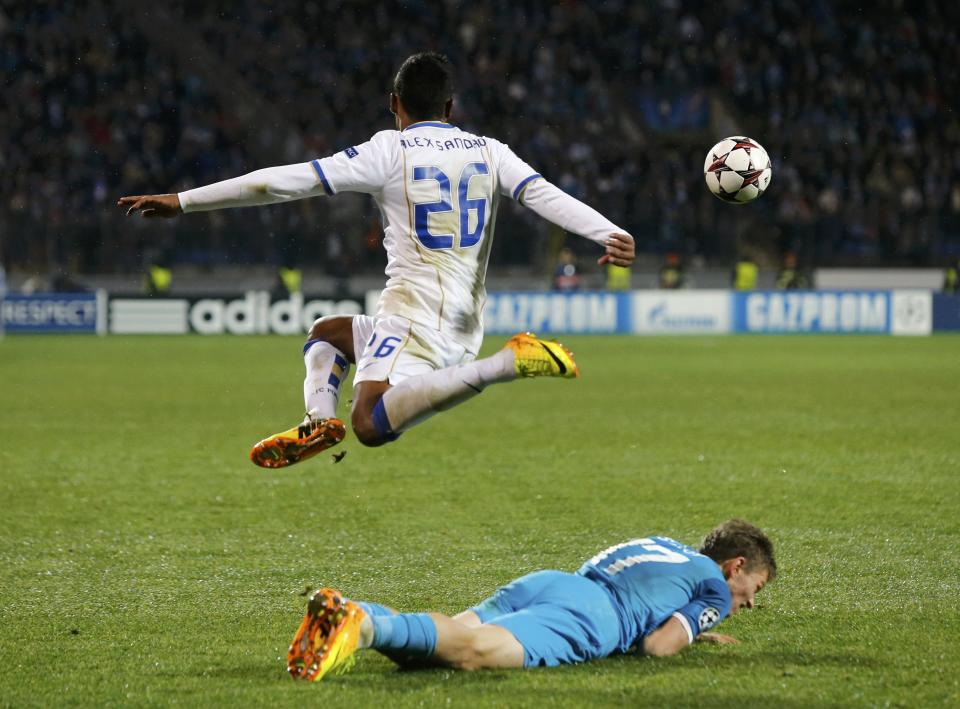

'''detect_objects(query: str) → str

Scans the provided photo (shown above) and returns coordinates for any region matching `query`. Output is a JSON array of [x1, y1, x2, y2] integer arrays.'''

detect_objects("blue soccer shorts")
[[469, 570, 622, 667]]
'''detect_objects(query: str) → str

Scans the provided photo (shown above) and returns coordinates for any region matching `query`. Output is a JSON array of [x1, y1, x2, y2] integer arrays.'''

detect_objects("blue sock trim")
[[356, 601, 395, 618], [303, 338, 325, 355], [328, 373, 341, 387], [334, 353, 348, 370], [371, 398, 400, 442], [371, 613, 437, 656]]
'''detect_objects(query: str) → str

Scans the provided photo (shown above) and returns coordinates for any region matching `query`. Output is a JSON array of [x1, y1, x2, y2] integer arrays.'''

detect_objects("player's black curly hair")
[[393, 52, 454, 122], [699, 519, 777, 579]]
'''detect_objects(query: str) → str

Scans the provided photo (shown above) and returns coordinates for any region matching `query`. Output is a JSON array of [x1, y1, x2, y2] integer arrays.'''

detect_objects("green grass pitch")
[[1, 334, 958, 707]]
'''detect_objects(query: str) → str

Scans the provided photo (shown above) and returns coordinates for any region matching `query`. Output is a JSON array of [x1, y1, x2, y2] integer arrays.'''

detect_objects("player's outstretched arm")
[[118, 162, 325, 217], [494, 141, 635, 265], [643, 627, 739, 657], [517, 179, 635, 266]]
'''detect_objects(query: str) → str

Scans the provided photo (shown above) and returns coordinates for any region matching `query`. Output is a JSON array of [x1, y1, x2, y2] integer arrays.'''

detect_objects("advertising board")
[[631, 291, 730, 334], [108, 292, 363, 335], [1, 292, 105, 334], [482, 291, 629, 335]]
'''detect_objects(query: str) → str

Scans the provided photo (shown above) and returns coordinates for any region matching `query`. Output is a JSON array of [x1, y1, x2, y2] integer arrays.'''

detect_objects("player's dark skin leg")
[[306, 316, 391, 448]]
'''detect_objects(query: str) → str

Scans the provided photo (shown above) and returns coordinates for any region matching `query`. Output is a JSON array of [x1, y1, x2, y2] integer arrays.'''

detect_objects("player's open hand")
[[117, 194, 182, 218], [598, 232, 634, 267]]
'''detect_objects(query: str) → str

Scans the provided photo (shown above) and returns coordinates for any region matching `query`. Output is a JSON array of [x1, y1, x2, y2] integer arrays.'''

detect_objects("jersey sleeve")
[[491, 140, 542, 201], [670, 577, 733, 644], [178, 162, 325, 213], [519, 179, 625, 245], [312, 130, 396, 195]]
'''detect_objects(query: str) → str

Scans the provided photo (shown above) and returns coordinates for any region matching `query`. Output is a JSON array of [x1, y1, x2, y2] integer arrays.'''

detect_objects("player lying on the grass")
[[287, 519, 776, 681], [117, 52, 635, 466]]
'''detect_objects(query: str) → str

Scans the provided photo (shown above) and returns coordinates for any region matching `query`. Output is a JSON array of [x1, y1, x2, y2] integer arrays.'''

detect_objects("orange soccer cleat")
[[249, 416, 345, 468], [505, 332, 580, 379], [287, 588, 365, 682]]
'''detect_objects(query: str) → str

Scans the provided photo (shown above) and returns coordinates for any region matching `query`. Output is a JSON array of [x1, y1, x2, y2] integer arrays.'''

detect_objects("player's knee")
[[307, 316, 341, 344], [351, 409, 388, 447], [306, 316, 358, 359]]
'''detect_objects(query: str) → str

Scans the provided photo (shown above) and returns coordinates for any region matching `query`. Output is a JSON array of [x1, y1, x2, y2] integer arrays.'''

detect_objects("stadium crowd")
[[2, 0, 958, 283]]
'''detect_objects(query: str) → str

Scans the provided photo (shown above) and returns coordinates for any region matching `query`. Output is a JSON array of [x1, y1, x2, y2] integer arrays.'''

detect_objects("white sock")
[[381, 349, 515, 432], [303, 341, 350, 419], [359, 614, 374, 649]]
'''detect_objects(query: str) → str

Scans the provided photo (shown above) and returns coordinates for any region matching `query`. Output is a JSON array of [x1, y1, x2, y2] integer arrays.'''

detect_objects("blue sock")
[[371, 398, 400, 442], [355, 601, 395, 618], [370, 613, 437, 656]]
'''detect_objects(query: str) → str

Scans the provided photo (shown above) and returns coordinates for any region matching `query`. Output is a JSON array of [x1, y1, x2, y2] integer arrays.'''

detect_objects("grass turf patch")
[[1, 335, 958, 707]]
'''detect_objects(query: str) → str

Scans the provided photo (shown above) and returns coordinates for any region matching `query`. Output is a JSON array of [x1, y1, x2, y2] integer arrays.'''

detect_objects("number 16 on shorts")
[[372, 335, 402, 358], [352, 315, 418, 385], [351, 314, 465, 386]]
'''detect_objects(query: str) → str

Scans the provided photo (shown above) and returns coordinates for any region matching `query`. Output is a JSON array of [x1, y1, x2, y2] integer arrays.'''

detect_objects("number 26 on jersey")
[[411, 163, 490, 251]]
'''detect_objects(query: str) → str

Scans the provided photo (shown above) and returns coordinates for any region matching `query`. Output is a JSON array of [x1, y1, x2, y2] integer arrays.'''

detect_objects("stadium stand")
[[2, 0, 958, 282]]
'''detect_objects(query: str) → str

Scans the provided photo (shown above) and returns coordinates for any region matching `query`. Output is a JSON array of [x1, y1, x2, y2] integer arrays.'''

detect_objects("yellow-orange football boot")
[[250, 416, 345, 468], [287, 588, 365, 682], [505, 332, 580, 379]]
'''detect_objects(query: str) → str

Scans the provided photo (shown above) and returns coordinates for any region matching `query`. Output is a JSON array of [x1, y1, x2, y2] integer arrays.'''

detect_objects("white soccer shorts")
[[351, 314, 475, 385]]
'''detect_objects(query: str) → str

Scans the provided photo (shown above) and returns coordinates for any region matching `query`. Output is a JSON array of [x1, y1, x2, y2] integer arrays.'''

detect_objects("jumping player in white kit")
[[118, 52, 635, 464]]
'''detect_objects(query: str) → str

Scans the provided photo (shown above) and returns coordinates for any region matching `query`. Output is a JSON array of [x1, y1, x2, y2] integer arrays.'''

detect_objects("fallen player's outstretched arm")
[[518, 179, 635, 266], [643, 619, 738, 656], [118, 162, 324, 217]]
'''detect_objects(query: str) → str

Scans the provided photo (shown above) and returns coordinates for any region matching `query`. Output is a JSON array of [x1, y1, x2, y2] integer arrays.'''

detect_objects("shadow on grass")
[[191, 646, 882, 682], [619, 648, 885, 671], [165, 646, 885, 709], [324, 665, 830, 709], [309, 649, 878, 684]]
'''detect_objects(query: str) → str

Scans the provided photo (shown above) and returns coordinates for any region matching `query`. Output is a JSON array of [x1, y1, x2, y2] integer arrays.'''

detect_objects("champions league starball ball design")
[[703, 137, 773, 204]]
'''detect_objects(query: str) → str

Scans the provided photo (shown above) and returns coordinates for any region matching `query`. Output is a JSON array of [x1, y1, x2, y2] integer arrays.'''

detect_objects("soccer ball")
[[703, 137, 772, 204]]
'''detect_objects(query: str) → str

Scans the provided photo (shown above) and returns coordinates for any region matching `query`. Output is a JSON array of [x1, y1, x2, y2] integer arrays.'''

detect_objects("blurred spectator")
[[658, 252, 686, 289], [944, 260, 959, 295], [553, 248, 580, 291], [732, 255, 758, 291], [273, 266, 302, 300], [606, 263, 631, 291], [145, 263, 172, 296], [19, 276, 46, 295], [775, 253, 809, 289]]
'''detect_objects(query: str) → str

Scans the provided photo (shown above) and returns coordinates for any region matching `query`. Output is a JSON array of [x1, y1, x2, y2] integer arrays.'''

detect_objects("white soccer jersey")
[[313, 122, 543, 353], [179, 120, 626, 354]]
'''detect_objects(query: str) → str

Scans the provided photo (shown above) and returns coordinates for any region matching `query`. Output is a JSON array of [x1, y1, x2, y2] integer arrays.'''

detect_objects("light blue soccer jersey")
[[577, 536, 732, 652]]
